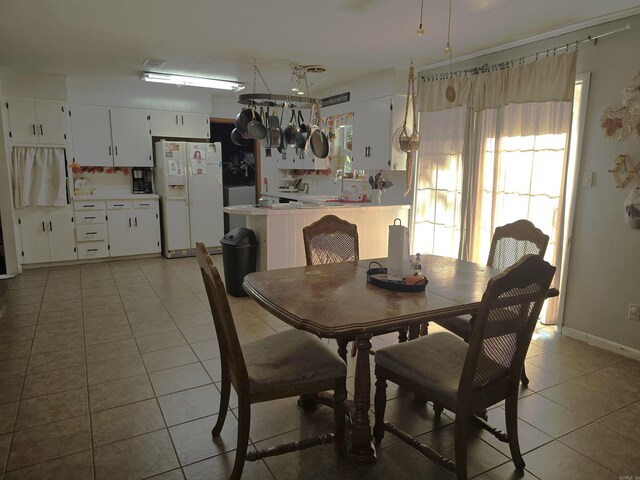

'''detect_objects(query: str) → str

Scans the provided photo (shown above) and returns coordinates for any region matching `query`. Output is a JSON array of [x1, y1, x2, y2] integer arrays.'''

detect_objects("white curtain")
[[415, 51, 577, 324], [12, 147, 68, 208]]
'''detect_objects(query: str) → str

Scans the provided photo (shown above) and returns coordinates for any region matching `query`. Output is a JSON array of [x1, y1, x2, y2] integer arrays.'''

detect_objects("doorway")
[[210, 119, 260, 233]]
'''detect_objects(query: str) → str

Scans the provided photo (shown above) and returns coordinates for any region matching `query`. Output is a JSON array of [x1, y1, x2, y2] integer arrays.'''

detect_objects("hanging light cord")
[[417, 0, 425, 36], [446, 0, 452, 48]]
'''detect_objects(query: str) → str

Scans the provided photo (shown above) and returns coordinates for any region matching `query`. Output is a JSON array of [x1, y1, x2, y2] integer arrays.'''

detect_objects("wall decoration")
[[601, 71, 640, 140], [608, 154, 640, 189]]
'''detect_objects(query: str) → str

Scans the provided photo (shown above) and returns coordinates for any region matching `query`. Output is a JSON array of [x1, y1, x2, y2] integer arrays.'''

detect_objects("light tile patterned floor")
[[0, 256, 639, 479]]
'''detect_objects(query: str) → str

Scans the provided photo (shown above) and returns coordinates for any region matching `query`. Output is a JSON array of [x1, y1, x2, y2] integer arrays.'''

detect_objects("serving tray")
[[366, 262, 428, 292]]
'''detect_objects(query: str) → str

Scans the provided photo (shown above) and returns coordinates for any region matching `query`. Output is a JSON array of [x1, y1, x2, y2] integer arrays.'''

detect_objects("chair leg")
[[433, 403, 444, 416], [505, 394, 525, 470], [336, 339, 350, 361], [212, 367, 230, 437], [350, 341, 357, 358], [373, 374, 387, 444], [520, 365, 530, 387], [333, 377, 347, 455], [454, 413, 469, 480], [230, 399, 251, 480]]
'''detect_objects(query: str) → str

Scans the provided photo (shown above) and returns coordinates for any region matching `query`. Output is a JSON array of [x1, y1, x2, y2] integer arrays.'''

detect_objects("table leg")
[[347, 333, 377, 464], [408, 323, 420, 340]]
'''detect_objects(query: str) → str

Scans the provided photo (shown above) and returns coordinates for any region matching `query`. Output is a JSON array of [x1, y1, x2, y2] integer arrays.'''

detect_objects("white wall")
[[422, 15, 640, 350]]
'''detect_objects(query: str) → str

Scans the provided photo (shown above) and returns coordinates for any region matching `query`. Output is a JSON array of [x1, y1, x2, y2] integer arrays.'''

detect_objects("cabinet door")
[[110, 108, 152, 167], [47, 209, 77, 262], [35, 101, 66, 145], [150, 110, 180, 137], [17, 208, 50, 264], [107, 209, 133, 257], [352, 97, 393, 171], [70, 104, 113, 166], [5, 99, 39, 144], [132, 207, 160, 255], [180, 113, 210, 139]]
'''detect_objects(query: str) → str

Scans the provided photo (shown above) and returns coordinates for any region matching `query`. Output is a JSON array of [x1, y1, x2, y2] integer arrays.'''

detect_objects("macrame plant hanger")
[[400, 62, 420, 196]]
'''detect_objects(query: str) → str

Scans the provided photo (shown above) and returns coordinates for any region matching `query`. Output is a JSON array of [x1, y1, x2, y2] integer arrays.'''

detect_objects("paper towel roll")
[[388, 218, 410, 281]]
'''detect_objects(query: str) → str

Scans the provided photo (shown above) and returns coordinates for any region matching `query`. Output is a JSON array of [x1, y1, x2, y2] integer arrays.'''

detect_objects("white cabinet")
[[17, 207, 77, 264], [149, 111, 210, 139], [74, 200, 109, 260], [106, 200, 160, 257], [69, 105, 152, 167], [5, 99, 67, 145], [351, 95, 411, 171]]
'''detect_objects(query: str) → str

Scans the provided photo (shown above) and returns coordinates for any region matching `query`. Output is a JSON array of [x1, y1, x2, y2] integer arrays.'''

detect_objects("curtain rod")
[[420, 23, 631, 81]]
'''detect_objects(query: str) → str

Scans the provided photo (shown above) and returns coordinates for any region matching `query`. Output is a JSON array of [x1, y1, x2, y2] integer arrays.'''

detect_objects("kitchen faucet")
[[333, 169, 344, 192]]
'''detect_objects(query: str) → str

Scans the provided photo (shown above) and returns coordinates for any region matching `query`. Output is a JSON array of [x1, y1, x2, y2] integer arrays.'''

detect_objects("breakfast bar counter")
[[224, 203, 410, 271]]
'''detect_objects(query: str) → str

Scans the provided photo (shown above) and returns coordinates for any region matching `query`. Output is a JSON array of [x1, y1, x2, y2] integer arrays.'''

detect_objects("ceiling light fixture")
[[416, 0, 425, 36], [291, 65, 309, 96], [140, 72, 245, 91]]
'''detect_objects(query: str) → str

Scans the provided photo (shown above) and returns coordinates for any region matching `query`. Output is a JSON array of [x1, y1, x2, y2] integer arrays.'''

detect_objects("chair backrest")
[[459, 254, 555, 396], [487, 219, 549, 271], [302, 214, 359, 266], [196, 242, 248, 388]]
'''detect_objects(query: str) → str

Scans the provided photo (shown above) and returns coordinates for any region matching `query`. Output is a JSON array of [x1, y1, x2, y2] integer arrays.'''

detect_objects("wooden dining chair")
[[432, 219, 549, 386], [196, 242, 347, 480], [373, 254, 556, 480], [303, 214, 359, 266]]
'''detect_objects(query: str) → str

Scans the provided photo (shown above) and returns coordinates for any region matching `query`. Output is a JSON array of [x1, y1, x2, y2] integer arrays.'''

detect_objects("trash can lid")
[[221, 227, 258, 247]]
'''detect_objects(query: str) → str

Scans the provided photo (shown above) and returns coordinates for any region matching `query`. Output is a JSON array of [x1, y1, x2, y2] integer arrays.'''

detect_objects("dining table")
[[242, 254, 557, 464]]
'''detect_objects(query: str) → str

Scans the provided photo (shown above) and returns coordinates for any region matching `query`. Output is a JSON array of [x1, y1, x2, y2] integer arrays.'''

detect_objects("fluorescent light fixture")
[[140, 72, 244, 91]]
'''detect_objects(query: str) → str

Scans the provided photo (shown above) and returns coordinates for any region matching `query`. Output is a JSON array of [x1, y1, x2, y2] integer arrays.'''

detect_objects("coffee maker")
[[132, 168, 153, 194]]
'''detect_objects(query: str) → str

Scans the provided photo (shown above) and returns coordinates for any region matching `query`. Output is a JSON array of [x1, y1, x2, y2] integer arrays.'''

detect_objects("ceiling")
[[0, 0, 638, 97]]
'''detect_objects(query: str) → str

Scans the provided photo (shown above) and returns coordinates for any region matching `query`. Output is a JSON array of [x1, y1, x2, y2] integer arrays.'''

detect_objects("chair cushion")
[[243, 329, 346, 393], [375, 332, 468, 405], [434, 315, 472, 340]]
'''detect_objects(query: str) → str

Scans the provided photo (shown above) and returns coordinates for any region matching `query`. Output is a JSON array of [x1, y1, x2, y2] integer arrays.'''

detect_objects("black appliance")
[[132, 167, 153, 194]]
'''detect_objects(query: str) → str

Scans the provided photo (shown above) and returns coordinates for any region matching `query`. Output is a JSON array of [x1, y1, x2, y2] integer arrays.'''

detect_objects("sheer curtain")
[[414, 51, 577, 324]]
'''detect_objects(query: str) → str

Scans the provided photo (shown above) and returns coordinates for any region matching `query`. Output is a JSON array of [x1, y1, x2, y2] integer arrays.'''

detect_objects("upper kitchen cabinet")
[[351, 95, 411, 171], [4, 98, 67, 145], [69, 105, 152, 167], [149, 111, 210, 139]]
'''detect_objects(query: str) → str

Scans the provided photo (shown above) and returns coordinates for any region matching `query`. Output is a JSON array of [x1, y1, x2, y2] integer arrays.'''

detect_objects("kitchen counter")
[[73, 194, 160, 201], [224, 203, 411, 271]]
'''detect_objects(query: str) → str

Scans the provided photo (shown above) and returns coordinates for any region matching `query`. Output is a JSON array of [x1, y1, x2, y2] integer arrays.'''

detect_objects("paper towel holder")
[[393, 218, 403, 225]]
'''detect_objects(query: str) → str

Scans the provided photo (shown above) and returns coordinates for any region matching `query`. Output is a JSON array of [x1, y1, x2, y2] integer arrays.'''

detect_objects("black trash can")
[[220, 227, 258, 297]]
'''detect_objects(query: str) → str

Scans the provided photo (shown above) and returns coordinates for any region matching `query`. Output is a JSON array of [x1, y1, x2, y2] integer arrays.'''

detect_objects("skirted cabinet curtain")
[[414, 51, 577, 324]]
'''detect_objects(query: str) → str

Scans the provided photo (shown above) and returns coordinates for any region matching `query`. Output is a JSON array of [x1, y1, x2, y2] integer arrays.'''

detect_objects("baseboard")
[[561, 326, 640, 361]]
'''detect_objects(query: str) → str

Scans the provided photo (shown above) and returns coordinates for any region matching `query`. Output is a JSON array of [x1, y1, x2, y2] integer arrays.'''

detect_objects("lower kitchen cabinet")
[[107, 200, 160, 257], [17, 207, 77, 264]]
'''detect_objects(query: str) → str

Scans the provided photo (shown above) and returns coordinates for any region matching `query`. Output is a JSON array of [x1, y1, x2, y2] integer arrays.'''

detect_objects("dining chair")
[[432, 219, 549, 386], [373, 254, 556, 480], [303, 214, 409, 359], [196, 242, 347, 480]]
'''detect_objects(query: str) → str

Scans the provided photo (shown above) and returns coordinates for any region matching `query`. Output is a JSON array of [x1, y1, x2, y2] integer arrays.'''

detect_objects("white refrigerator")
[[154, 140, 224, 257]]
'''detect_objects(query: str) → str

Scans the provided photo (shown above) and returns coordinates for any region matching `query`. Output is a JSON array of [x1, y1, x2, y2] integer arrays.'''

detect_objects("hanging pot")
[[246, 106, 267, 140], [309, 103, 329, 159], [235, 105, 255, 134], [261, 108, 272, 148], [283, 109, 299, 146], [231, 128, 249, 146], [277, 105, 287, 154]]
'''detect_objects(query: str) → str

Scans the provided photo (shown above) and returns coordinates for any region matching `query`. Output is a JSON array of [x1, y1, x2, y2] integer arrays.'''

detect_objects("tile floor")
[[0, 256, 639, 479]]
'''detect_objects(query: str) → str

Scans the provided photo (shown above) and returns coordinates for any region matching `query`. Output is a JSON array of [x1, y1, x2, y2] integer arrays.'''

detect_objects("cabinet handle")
[[181, 115, 184, 125], [32, 124, 36, 135], [86, 232, 97, 235], [87, 248, 99, 252], [42, 221, 45, 232], [139, 203, 149, 206], [40, 124, 43, 135], [114, 204, 124, 207], [85, 216, 96, 219], [49, 221, 52, 231], [85, 204, 95, 208], [129, 218, 131, 227], [175, 114, 178, 125], [115, 146, 118, 155], [109, 146, 112, 156], [135, 217, 138, 227]]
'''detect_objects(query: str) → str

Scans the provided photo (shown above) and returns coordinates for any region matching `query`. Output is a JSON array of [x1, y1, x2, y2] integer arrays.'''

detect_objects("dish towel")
[[12, 146, 67, 208]]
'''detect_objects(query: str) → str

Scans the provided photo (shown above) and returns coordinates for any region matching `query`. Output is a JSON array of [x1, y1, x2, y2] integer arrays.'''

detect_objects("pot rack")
[[237, 93, 322, 109]]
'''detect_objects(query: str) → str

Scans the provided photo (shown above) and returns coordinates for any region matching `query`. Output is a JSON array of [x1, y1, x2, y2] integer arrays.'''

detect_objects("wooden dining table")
[[242, 254, 556, 464]]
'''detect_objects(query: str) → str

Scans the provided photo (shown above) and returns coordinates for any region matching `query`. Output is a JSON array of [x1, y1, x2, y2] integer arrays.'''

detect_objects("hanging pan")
[[235, 104, 254, 134], [231, 128, 249, 146], [277, 105, 287, 154], [246, 106, 266, 140], [309, 103, 329, 159]]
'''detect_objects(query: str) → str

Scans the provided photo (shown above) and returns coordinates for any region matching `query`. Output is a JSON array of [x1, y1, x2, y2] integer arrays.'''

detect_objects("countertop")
[[73, 194, 160, 201], [224, 203, 410, 216]]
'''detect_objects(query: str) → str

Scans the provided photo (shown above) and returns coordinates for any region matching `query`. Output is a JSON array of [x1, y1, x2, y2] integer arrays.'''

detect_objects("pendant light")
[[444, 0, 456, 103], [416, 0, 425, 36]]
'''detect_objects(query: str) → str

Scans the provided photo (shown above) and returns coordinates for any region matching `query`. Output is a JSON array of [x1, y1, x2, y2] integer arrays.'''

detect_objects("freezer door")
[[186, 142, 224, 248], [161, 197, 190, 254]]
